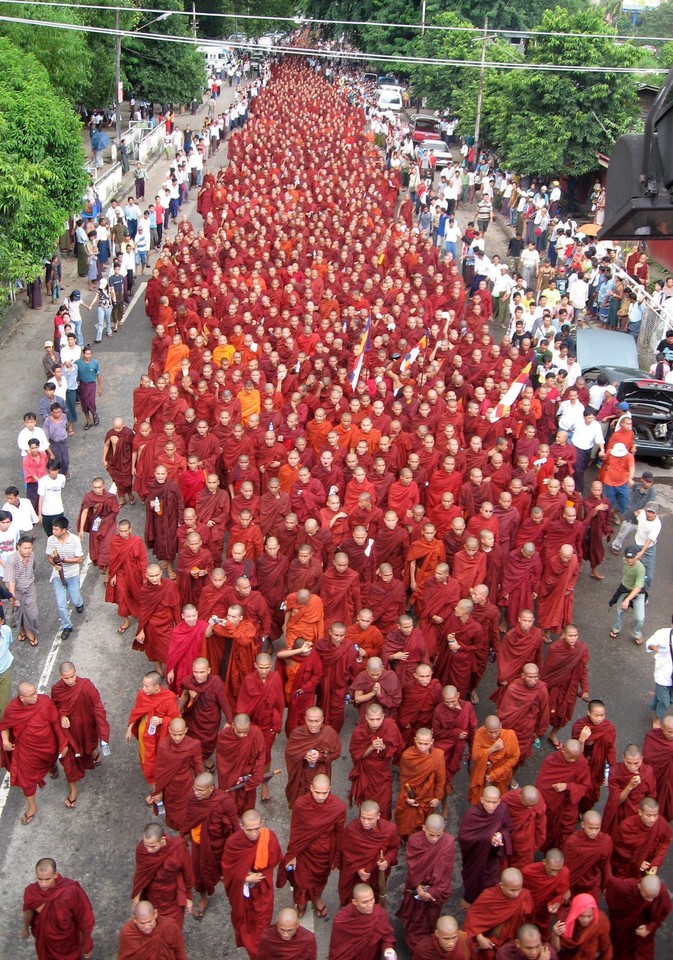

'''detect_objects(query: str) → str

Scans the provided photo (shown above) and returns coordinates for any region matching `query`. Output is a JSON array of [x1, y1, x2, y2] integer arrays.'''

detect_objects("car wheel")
[[660, 456, 673, 469]]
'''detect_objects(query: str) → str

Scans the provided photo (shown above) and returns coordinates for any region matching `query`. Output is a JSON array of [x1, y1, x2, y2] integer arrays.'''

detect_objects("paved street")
[[0, 94, 672, 960]]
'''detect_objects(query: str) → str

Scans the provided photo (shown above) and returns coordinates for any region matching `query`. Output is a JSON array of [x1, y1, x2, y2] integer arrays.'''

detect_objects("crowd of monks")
[[4, 57, 673, 960]]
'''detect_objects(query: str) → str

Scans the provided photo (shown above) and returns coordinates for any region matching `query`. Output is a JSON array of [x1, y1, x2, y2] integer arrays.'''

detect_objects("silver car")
[[422, 139, 452, 168]]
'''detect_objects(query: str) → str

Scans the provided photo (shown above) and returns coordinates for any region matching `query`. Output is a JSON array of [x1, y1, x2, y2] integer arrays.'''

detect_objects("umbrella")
[[90, 130, 111, 152], [577, 222, 601, 237]]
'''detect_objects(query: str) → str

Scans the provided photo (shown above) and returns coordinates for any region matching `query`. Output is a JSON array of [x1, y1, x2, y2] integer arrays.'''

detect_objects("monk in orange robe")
[[405, 523, 446, 612], [125, 672, 180, 784], [395, 728, 446, 840], [468, 716, 520, 805], [283, 590, 325, 648]]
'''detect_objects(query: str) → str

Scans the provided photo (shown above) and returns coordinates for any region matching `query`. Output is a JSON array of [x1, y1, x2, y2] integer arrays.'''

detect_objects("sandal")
[[17, 632, 26, 642], [609, 630, 619, 639], [634, 636, 643, 645], [93, 415, 100, 426], [21, 812, 36, 825], [548, 737, 562, 750], [65, 796, 77, 808], [28, 637, 38, 647], [83, 423, 92, 431]]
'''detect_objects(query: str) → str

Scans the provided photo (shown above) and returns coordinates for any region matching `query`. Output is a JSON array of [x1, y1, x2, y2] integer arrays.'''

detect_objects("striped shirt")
[[46, 532, 83, 581], [4, 551, 35, 591]]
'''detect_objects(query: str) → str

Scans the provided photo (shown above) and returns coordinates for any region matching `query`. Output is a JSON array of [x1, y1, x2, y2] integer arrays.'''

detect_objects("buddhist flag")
[[400, 334, 427, 375], [489, 362, 532, 422], [348, 316, 371, 389]]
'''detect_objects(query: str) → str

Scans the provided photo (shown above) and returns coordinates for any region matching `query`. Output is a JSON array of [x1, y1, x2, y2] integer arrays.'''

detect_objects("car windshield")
[[415, 118, 439, 133]]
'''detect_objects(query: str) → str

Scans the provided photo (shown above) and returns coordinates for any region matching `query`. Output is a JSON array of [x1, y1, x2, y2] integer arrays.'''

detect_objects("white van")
[[377, 88, 403, 112]]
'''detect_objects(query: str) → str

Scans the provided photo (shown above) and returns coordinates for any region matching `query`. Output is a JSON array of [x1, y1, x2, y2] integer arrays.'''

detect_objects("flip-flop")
[[83, 423, 92, 431], [547, 738, 562, 751], [634, 636, 643, 645], [609, 630, 619, 639], [65, 797, 77, 808], [28, 637, 38, 647], [21, 812, 35, 825], [117, 624, 130, 634]]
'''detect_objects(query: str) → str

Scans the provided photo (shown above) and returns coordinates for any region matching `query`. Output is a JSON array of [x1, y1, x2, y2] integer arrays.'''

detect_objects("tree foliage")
[[0, 38, 87, 285], [124, 0, 206, 104], [488, 9, 639, 178]]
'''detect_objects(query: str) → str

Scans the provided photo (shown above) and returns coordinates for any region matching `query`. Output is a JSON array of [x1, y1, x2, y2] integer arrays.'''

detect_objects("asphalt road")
[[0, 178, 672, 960]]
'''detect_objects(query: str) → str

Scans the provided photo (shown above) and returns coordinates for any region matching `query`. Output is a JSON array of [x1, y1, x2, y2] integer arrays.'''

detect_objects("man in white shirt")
[[2, 486, 38, 534], [634, 502, 662, 586], [557, 388, 585, 436], [570, 407, 605, 492], [568, 272, 589, 324], [645, 616, 673, 720], [17, 414, 49, 457]]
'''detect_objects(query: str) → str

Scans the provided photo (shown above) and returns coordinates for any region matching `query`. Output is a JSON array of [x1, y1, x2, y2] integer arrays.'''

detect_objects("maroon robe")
[[606, 876, 671, 960], [540, 638, 590, 730], [432, 699, 476, 791], [338, 816, 400, 905], [236, 669, 285, 764], [50, 676, 110, 783], [132, 835, 193, 928], [611, 813, 672, 878], [145, 478, 185, 562], [643, 728, 673, 821], [257, 924, 317, 960], [570, 716, 617, 810], [284, 723, 342, 808], [22, 875, 95, 960], [457, 802, 514, 904], [215, 723, 265, 814], [315, 636, 358, 733], [154, 734, 203, 831], [0, 694, 66, 795], [601, 760, 657, 837], [396, 831, 455, 949], [105, 533, 147, 618], [502, 789, 547, 868], [278, 792, 346, 905], [222, 828, 283, 960], [562, 827, 613, 900], [398, 678, 443, 748], [348, 716, 404, 820], [180, 672, 233, 758], [329, 902, 395, 960], [498, 551, 542, 627], [104, 425, 134, 496], [181, 787, 238, 895], [78, 491, 119, 568], [166, 620, 208, 694], [135, 576, 181, 664], [536, 752, 592, 850]]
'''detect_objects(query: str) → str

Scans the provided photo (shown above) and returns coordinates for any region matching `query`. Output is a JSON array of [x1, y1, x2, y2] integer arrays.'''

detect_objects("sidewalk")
[[0, 85, 237, 348]]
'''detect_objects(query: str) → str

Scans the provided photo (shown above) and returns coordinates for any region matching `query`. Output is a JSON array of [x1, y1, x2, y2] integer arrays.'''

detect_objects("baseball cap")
[[70, 290, 81, 301], [44, 340, 53, 348], [645, 503, 659, 514], [641, 471, 654, 481], [604, 385, 617, 395], [624, 546, 638, 558]]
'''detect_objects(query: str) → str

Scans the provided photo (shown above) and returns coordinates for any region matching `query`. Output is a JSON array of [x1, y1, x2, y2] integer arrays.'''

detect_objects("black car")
[[578, 328, 673, 463]]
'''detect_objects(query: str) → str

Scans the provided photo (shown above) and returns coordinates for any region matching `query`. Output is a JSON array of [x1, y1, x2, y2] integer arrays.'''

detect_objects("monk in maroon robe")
[[257, 909, 317, 960], [77, 479, 119, 570], [145, 466, 185, 575], [255, 538, 290, 641], [398, 665, 443, 748], [50, 662, 110, 806], [412, 918, 476, 960], [176, 533, 213, 608], [1, 683, 66, 823], [498, 544, 542, 628], [463, 867, 535, 957], [397, 814, 455, 949], [103, 417, 135, 503], [611, 799, 672, 878], [215, 714, 265, 814], [237, 653, 285, 796], [338, 800, 400, 905], [536, 545, 579, 637], [134, 565, 181, 670], [502, 786, 547, 869], [320, 553, 361, 628], [375, 512, 410, 579], [458, 786, 515, 905], [350, 657, 402, 719], [329, 883, 395, 960], [582, 481, 612, 578], [284, 706, 341, 808], [182, 772, 238, 916], [432, 685, 477, 799], [434, 601, 485, 699], [315, 622, 359, 733], [152, 718, 202, 830], [222, 810, 283, 960], [606, 874, 671, 960], [22, 860, 95, 960], [105, 520, 147, 632], [496, 668, 549, 763], [368, 565, 406, 635], [349, 703, 403, 820], [540, 625, 590, 745], [570, 699, 617, 810], [278, 774, 346, 916], [562, 809, 613, 900], [536, 740, 592, 850], [382, 614, 430, 688], [601, 744, 657, 837], [178, 656, 233, 761], [417, 563, 462, 658], [278, 641, 324, 735], [132, 825, 193, 929], [521, 849, 571, 932], [643, 715, 673, 821], [491, 611, 542, 705], [195, 474, 230, 564], [117, 904, 186, 960]]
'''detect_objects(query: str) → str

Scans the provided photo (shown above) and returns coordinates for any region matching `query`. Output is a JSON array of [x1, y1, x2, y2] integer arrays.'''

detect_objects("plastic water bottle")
[[603, 762, 610, 785], [148, 720, 157, 736], [155, 800, 165, 816], [384, 950, 397, 960], [100, 741, 111, 757]]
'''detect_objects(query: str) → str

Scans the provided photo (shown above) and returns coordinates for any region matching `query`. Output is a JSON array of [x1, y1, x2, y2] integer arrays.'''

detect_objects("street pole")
[[421, 0, 426, 37], [473, 17, 488, 163], [192, 2, 197, 39], [115, 7, 122, 147]]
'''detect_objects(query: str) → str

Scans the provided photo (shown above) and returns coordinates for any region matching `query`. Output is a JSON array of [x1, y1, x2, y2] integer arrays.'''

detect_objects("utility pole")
[[192, 1, 197, 39], [473, 17, 488, 163], [421, 0, 426, 37], [115, 7, 122, 147]]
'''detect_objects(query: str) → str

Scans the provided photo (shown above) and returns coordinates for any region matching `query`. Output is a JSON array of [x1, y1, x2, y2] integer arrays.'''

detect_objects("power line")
[[3, 0, 673, 46], [0, 11, 666, 74]]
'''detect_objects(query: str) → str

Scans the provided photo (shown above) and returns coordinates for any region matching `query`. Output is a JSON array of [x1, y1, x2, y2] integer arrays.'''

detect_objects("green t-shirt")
[[622, 559, 646, 591]]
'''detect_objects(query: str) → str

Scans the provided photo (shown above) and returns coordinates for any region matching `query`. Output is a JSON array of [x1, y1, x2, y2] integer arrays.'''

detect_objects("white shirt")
[[557, 399, 586, 433], [635, 511, 661, 548], [2, 497, 38, 531], [18, 426, 49, 456], [645, 628, 673, 686], [571, 419, 605, 451], [37, 473, 66, 516]]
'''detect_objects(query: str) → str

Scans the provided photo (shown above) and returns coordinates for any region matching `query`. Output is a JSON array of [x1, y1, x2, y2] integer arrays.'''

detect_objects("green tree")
[[0, 38, 87, 286], [489, 8, 639, 177], [193, 0, 233, 39], [0, 2, 92, 102], [124, 0, 206, 104]]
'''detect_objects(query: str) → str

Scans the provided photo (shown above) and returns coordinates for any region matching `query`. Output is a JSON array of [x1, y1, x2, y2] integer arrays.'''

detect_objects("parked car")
[[421, 138, 452, 168], [377, 88, 403, 112], [410, 114, 441, 143], [377, 75, 399, 87], [227, 33, 248, 44], [577, 328, 673, 463]]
